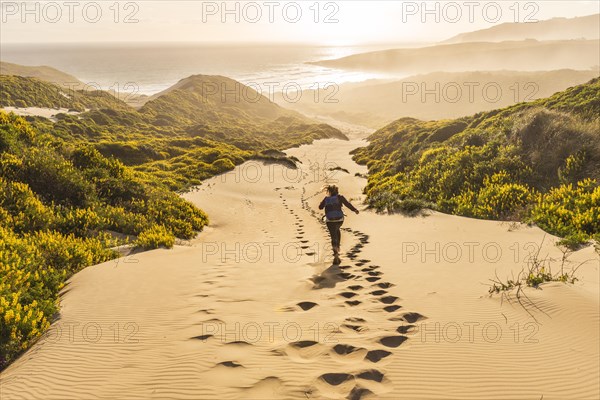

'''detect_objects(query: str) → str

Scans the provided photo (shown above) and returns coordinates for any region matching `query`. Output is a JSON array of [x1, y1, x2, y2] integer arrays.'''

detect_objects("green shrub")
[[0, 178, 55, 233], [355, 79, 600, 240], [452, 172, 534, 220], [0, 226, 116, 369], [17, 147, 96, 207], [212, 157, 236, 172], [98, 205, 150, 236], [136, 225, 175, 249], [556, 232, 590, 251], [55, 207, 105, 237], [0, 111, 210, 369], [394, 198, 435, 216], [559, 151, 588, 184], [530, 179, 600, 238]]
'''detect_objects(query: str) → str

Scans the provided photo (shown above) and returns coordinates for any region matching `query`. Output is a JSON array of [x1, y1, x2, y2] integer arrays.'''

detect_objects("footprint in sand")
[[203, 359, 251, 386], [370, 290, 387, 296], [315, 370, 389, 399], [379, 296, 398, 304], [190, 334, 213, 341], [347, 386, 374, 400], [354, 369, 391, 396], [226, 340, 253, 346], [341, 317, 369, 333], [346, 317, 366, 323], [330, 344, 368, 362], [379, 335, 408, 348], [365, 350, 392, 363], [218, 361, 243, 368], [297, 301, 318, 311], [356, 369, 385, 383], [341, 324, 366, 333], [338, 272, 356, 280], [318, 372, 355, 386], [280, 340, 329, 362], [396, 325, 416, 334], [399, 312, 427, 323], [240, 377, 286, 398]]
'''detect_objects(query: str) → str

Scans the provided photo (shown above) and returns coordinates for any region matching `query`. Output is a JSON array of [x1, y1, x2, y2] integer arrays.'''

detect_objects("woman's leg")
[[335, 221, 343, 251], [326, 221, 343, 255], [326, 222, 337, 250], [332, 221, 343, 253]]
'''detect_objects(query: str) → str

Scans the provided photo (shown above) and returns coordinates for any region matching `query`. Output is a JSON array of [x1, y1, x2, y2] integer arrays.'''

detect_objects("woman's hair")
[[325, 184, 339, 196]]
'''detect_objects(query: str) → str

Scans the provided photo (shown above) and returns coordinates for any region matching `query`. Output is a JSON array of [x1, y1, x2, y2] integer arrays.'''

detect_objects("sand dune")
[[1, 126, 598, 399]]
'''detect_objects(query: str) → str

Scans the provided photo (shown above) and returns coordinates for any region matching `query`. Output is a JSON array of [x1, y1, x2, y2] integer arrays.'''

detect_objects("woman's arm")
[[318, 198, 326, 210], [340, 195, 359, 213]]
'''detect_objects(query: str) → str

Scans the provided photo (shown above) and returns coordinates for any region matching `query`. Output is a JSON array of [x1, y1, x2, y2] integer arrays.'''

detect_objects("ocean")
[[1, 42, 410, 96]]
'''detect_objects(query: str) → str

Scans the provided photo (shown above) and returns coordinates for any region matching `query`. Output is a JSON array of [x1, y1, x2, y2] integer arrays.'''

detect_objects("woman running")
[[319, 185, 359, 262]]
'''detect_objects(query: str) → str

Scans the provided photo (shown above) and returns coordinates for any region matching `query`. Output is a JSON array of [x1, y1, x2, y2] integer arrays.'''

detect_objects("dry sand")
[[1, 126, 598, 399], [1, 107, 83, 121]]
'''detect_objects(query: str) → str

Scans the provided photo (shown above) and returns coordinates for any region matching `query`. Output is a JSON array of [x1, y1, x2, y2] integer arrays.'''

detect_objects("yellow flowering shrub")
[[0, 178, 54, 233], [531, 179, 600, 238], [0, 226, 116, 368], [136, 225, 176, 249], [452, 172, 535, 220], [0, 112, 209, 369]]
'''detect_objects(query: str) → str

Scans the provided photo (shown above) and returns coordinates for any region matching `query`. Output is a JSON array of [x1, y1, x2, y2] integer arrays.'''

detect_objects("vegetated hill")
[[144, 74, 289, 120], [1, 62, 149, 107], [1, 74, 346, 190], [0, 61, 85, 88], [312, 40, 600, 74], [352, 78, 600, 243], [139, 75, 346, 148], [0, 110, 209, 370], [443, 14, 600, 44], [0, 75, 132, 111], [290, 69, 600, 128]]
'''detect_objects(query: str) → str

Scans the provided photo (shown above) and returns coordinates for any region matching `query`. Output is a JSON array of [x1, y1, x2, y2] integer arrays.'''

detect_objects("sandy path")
[[1, 127, 598, 399]]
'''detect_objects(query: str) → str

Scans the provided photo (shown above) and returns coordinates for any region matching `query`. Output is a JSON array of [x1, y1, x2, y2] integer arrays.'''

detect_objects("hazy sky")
[[1, 1, 599, 44]]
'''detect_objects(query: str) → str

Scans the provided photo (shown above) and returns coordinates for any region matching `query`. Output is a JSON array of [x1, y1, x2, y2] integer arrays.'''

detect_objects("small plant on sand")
[[556, 232, 590, 251], [395, 198, 435, 217], [488, 238, 587, 320]]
